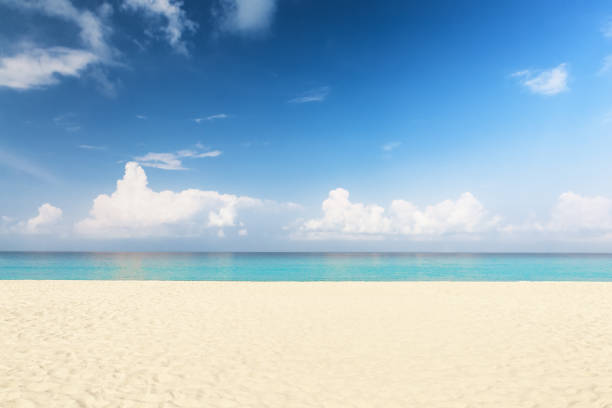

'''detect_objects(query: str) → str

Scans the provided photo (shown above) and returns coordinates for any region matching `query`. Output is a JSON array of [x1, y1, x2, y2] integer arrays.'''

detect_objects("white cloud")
[[296, 188, 499, 240], [382, 142, 401, 152], [0, 203, 62, 235], [207, 113, 229, 121], [238, 228, 248, 236], [75, 162, 260, 237], [512, 63, 568, 95], [25, 203, 63, 234], [0, 0, 117, 92], [122, 0, 197, 55], [0, 47, 97, 90], [1, 0, 114, 59], [194, 113, 229, 123], [134, 147, 222, 170], [88, 66, 120, 97], [301, 189, 391, 238], [134, 152, 185, 170], [215, 0, 277, 33], [136, 115, 147, 119], [501, 192, 612, 240], [288, 86, 330, 104], [547, 192, 612, 232], [390, 193, 498, 235], [79, 144, 106, 150]]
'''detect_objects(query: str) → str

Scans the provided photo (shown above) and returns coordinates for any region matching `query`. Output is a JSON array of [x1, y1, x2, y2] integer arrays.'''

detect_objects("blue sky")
[[1, 0, 612, 251]]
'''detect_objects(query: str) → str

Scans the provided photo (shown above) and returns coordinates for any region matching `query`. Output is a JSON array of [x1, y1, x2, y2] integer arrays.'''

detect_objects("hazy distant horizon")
[[3, 251, 612, 281], [3, 251, 612, 255]]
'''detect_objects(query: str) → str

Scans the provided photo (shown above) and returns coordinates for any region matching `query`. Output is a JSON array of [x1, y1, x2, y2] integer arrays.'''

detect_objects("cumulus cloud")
[[296, 188, 499, 240], [0, 204, 62, 235], [0, 47, 97, 90], [24, 203, 63, 234], [288, 86, 330, 104], [134, 147, 222, 170], [75, 162, 261, 237], [512, 63, 568, 95], [122, 0, 197, 55], [215, 0, 277, 33], [301, 189, 390, 237], [0, 0, 117, 92], [501, 191, 612, 240], [547, 192, 612, 233]]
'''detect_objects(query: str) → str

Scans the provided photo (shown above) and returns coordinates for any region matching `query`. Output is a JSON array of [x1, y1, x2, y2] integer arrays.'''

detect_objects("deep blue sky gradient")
[[1, 1, 612, 250]]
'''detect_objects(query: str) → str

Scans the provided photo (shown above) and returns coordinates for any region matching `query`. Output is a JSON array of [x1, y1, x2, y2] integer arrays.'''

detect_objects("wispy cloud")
[[0, 47, 98, 90], [599, 55, 612, 75], [121, 0, 197, 55], [134, 146, 222, 170], [0, 0, 118, 93], [90, 66, 121, 98], [79, 144, 106, 150], [194, 114, 229, 123], [382, 142, 401, 152], [511, 63, 568, 95], [288, 86, 330, 103], [0, 0, 115, 59], [136, 114, 148, 120], [214, 0, 278, 34], [54, 113, 80, 132], [0, 148, 56, 183]]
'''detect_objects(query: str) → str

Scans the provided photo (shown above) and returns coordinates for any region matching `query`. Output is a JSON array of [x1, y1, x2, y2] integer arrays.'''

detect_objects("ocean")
[[1, 252, 612, 280]]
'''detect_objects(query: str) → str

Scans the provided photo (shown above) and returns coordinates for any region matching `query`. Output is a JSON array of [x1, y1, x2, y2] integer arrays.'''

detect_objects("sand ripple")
[[1, 281, 612, 407]]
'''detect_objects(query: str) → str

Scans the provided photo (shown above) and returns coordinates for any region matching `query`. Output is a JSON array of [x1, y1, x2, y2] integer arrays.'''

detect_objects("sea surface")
[[1, 252, 612, 280]]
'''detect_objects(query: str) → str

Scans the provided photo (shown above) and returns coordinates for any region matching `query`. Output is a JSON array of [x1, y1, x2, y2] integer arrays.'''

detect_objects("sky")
[[1, 0, 612, 251]]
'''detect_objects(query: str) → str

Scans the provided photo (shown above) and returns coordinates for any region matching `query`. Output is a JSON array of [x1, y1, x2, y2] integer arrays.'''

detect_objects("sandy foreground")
[[1, 282, 612, 408]]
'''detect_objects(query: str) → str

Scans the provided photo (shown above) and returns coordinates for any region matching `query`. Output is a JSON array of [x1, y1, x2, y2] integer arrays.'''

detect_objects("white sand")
[[1, 282, 612, 407]]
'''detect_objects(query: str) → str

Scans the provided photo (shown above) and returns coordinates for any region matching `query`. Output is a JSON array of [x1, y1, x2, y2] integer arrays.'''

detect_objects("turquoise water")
[[1, 252, 612, 280]]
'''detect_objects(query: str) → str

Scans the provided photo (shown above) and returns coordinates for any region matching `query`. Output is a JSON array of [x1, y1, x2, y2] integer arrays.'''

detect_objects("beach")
[[1, 281, 612, 407]]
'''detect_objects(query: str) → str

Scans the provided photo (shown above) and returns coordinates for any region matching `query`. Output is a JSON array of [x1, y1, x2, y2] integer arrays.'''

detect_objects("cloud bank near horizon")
[[3, 167, 612, 245], [75, 162, 260, 238]]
